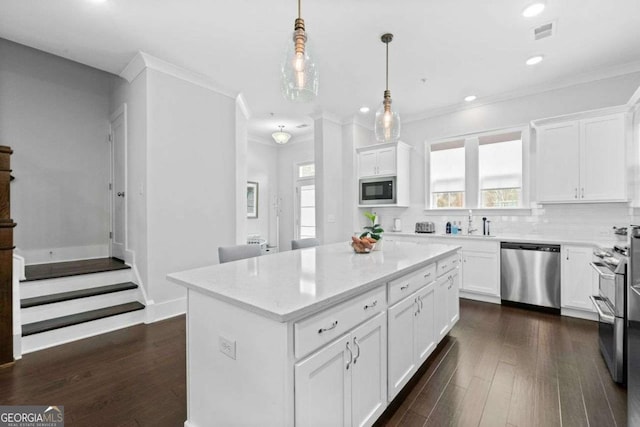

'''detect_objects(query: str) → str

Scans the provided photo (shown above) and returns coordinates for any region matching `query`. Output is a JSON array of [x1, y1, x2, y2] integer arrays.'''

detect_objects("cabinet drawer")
[[388, 264, 436, 306], [437, 253, 459, 277], [294, 287, 386, 359]]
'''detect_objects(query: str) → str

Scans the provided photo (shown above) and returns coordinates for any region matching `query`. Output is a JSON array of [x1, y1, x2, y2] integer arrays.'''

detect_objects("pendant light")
[[281, 0, 319, 102], [374, 33, 401, 143], [272, 125, 292, 144]]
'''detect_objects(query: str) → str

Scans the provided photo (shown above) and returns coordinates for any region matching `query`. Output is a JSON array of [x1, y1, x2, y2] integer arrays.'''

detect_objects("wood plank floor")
[[0, 299, 626, 426]]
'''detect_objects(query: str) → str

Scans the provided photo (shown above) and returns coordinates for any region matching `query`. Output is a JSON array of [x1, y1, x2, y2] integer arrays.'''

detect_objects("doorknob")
[[117, 192, 125, 197]]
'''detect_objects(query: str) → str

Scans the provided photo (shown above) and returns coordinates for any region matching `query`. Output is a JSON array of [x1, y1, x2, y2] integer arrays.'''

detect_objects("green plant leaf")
[[371, 234, 381, 241], [373, 228, 384, 233], [359, 232, 369, 239], [364, 212, 376, 222]]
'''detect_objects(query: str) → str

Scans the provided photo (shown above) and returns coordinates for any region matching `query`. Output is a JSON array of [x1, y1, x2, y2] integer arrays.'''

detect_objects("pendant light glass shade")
[[281, 0, 319, 102], [374, 33, 400, 143], [272, 125, 292, 144]]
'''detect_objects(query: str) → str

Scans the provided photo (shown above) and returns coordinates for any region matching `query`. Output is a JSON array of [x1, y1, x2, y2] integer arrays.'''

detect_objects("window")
[[296, 162, 315, 239], [479, 133, 522, 208], [430, 140, 465, 208]]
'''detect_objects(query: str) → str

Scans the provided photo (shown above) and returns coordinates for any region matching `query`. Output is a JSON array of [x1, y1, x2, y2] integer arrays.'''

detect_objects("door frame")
[[294, 161, 315, 240], [109, 103, 128, 259]]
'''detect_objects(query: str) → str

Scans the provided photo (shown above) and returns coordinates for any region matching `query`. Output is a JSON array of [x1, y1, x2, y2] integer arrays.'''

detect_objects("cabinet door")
[[580, 114, 626, 201], [448, 269, 460, 328], [435, 275, 450, 341], [376, 147, 397, 176], [537, 122, 580, 202], [461, 250, 499, 296], [295, 335, 352, 427], [358, 151, 378, 178], [351, 313, 387, 427], [561, 246, 595, 312], [387, 295, 418, 400], [415, 284, 436, 365]]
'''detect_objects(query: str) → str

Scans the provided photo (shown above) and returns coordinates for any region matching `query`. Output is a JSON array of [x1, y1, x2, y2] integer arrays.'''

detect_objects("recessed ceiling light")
[[464, 95, 477, 102], [359, 106, 370, 114], [522, 2, 545, 18], [526, 55, 544, 66]]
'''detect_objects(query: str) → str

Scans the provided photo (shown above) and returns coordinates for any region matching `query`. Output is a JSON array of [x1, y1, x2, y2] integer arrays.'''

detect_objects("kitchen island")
[[168, 240, 460, 427]]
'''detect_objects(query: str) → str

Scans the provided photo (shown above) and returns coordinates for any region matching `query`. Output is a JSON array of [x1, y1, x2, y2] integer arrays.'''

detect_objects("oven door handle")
[[589, 262, 615, 280], [589, 295, 615, 324]]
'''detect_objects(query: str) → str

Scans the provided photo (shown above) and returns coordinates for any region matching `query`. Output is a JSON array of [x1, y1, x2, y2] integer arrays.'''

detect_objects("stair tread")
[[22, 302, 145, 336], [23, 258, 130, 282], [21, 282, 138, 308]]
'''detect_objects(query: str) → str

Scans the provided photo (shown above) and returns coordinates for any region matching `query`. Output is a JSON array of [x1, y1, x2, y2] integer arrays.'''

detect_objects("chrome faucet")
[[467, 210, 478, 235]]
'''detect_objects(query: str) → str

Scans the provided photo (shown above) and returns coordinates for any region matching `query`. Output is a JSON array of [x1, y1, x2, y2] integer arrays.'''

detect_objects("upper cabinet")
[[358, 144, 402, 178], [357, 142, 411, 207], [535, 112, 627, 203]]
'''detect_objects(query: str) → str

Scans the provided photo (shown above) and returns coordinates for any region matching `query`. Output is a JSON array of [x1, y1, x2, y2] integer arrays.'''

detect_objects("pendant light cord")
[[385, 42, 389, 91], [298, 0, 301, 19]]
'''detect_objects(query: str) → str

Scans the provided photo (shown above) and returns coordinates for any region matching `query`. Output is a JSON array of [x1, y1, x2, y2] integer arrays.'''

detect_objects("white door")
[[351, 313, 387, 427], [415, 283, 436, 364], [580, 114, 626, 201], [295, 335, 352, 427], [387, 295, 417, 400], [561, 246, 595, 312], [295, 179, 316, 240], [435, 275, 450, 340], [110, 105, 127, 260], [461, 251, 499, 296], [536, 122, 580, 202], [376, 147, 397, 176], [358, 151, 378, 178], [448, 269, 460, 327]]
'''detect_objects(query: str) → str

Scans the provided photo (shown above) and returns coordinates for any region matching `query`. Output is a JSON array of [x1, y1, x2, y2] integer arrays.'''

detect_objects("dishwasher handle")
[[501, 242, 560, 252]]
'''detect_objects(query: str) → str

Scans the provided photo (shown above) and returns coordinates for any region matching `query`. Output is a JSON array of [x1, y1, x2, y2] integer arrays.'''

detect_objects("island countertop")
[[167, 241, 460, 322]]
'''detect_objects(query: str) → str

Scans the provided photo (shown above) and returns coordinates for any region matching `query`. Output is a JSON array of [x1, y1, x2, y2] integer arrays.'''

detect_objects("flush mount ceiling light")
[[526, 54, 544, 65], [522, 2, 546, 18], [374, 33, 401, 143], [359, 106, 370, 114], [464, 95, 477, 102], [281, 0, 319, 102], [272, 125, 292, 144]]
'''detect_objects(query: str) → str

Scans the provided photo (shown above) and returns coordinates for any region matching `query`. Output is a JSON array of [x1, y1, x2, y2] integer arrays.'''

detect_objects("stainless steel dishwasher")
[[501, 242, 561, 311]]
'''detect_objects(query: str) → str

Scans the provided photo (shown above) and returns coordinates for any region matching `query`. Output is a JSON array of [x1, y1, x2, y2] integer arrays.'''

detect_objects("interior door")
[[110, 106, 126, 260]]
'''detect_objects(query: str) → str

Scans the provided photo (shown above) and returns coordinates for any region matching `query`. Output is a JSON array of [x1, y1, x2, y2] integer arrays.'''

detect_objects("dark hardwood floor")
[[0, 299, 626, 427]]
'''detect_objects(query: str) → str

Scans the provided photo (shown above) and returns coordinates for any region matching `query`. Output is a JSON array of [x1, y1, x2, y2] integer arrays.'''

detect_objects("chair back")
[[218, 244, 262, 264], [291, 238, 320, 250]]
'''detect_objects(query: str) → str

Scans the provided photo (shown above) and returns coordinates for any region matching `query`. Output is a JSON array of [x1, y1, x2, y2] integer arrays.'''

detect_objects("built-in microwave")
[[359, 177, 396, 205]]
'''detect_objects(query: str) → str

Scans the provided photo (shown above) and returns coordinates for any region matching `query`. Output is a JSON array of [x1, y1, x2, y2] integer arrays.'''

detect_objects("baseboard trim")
[[22, 245, 110, 265], [13, 334, 21, 360], [561, 307, 598, 321], [146, 297, 186, 323], [459, 291, 501, 305]]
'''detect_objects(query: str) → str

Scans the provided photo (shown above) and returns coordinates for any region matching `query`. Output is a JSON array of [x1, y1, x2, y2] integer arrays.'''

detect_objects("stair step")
[[23, 258, 130, 282], [22, 302, 145, 337], [21, 282, 138, 309]]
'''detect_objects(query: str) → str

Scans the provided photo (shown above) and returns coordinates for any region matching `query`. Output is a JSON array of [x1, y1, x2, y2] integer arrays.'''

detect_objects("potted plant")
[[360, 212, 384, 250]]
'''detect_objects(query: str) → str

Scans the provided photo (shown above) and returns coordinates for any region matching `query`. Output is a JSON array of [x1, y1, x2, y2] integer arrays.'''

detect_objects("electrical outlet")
[[219, 336, 236, 360]]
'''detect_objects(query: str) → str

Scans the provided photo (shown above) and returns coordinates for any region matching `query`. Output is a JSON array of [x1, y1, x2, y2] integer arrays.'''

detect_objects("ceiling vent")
[[296, 124, 310, 128], [531, 21, 556, 41]]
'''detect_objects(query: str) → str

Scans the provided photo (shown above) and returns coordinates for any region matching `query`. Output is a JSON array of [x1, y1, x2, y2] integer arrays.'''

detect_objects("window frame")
[[294, 161, 316, 240], [424, 125, 530, 213]]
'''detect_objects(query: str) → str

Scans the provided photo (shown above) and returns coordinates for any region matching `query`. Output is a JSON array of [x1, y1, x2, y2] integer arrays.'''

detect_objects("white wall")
[[276, 139, 314, 251], [247, 140, 278, 244], [0, 38, 116, 263], [358, 72, 640, 241]]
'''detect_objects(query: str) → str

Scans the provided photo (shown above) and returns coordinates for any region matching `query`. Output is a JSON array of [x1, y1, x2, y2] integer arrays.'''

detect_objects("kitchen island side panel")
[[187, 290, 294, 427]]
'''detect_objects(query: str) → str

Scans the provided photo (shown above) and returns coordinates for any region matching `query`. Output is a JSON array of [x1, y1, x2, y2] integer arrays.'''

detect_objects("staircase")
[[19, 258, 145, 354]]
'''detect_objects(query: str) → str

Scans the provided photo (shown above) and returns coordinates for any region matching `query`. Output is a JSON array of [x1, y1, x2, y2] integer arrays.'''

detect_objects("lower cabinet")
[[561, 245, 596, 313], [461, 250, 499, 296], [387, 283, 436, 400], [435, 267, 460, 340], [295, 312, 387, 427]]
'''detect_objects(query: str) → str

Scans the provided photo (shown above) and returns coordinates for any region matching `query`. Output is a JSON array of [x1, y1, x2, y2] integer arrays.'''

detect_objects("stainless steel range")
[[591, 244, 628, 384]]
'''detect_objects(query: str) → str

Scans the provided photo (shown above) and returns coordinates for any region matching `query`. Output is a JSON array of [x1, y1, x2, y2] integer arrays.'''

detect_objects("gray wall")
[[0, 38, 116, 263]]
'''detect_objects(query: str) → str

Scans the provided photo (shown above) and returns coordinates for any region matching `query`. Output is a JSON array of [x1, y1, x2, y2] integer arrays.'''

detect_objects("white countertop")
[[167, 241, 459, 322], [385, 231, 621, 248]]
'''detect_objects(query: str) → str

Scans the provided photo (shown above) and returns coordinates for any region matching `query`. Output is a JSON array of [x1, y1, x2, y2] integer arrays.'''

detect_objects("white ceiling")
[[2, 0, 640, 142]]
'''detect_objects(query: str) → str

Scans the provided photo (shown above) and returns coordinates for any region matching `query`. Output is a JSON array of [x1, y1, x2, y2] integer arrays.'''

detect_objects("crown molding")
[[309, 111, 342, 125], [530, 105, 630, 129], [342, 114, 374, 131], [628, 85, 640, 109], [405, 59, 640, 124], [119, 51, 236, 99], [248, 135, 276, 147], [236, 93, 252, 120]]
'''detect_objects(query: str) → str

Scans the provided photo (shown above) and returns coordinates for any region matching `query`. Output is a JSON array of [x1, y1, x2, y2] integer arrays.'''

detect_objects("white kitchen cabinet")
[[448, 268, 460, 327], [536, 113, 627, 203], [435, 275, 449, 341], [357, 142, 411, 207], [295, 313, 387, 427], [461, 250, 499, 296], [561, 245, 595, 312], [415, 284, 436, 365], [358, 146, 397, 178]]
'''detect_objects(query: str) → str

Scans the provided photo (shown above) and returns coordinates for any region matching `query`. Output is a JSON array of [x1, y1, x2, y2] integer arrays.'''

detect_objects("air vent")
[[531, 21, 556, 41], [296, 124, 309, 129]]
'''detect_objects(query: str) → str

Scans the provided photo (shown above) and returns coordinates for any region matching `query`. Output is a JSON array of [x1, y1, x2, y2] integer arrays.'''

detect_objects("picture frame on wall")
[[247, 181, 258, 218]]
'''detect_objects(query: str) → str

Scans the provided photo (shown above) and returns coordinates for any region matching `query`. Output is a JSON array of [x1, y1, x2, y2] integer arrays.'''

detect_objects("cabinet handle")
[[400, 284, 410, 291], [318, 320, 338, 334], [364, 300, 378, 310], [353, 337, 361, 365], [442, 264, 447, 269], [419, 295, 424, 311], [414, 298, 420, 316], [346, 342, 353, 370], [581, 188, 584, 199], [574, 188, 578, 199]]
